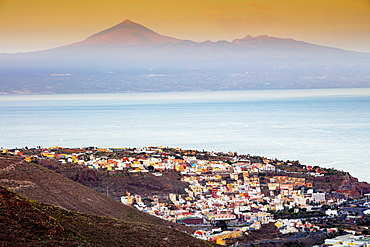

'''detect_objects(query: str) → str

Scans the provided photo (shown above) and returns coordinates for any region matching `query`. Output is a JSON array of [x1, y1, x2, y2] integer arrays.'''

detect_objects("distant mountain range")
[[1, 19, 369, 94]]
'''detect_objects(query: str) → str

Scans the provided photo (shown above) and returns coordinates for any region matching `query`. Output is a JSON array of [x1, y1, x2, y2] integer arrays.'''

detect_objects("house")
[[260, 164, 276, 172], [325, 209, 338, 216]]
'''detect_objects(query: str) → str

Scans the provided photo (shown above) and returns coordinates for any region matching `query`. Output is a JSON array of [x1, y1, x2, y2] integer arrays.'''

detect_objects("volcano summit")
[[71, 19, 183, 46]]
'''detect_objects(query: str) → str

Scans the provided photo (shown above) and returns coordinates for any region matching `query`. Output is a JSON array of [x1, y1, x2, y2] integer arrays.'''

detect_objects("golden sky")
[[0, 0, 369, 53]]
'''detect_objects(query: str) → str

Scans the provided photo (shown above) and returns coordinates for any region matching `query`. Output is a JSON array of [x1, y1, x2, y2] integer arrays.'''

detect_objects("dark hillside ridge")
[[0, 156, 192, 233], [1, 19, 369, 94], [0, 186, 218, 247]]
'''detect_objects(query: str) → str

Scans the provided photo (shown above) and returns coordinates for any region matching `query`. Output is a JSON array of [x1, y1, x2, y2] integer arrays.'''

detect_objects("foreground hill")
[[1, 19, 369, 94], [0, 186, 217, 247], [0, 156, 192, 233]]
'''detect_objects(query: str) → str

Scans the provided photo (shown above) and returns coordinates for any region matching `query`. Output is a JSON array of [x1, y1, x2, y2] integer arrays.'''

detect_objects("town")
[[3, 146, 370, 246]]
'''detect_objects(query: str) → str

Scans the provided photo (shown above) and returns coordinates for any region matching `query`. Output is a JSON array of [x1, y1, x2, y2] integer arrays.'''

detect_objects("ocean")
[[1, 88, 369, 182]]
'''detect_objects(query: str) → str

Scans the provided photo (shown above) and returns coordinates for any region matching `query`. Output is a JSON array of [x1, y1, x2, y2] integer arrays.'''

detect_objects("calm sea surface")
[[1, 88, 369, 182]]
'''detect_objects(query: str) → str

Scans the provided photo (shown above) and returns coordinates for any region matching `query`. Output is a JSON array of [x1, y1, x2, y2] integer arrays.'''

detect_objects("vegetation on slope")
[[0, 185, 218, 247], [0, 156, 192, 233]]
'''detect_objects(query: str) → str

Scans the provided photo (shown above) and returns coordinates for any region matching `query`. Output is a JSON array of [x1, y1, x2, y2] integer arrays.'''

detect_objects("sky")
[[0, 0, 369, 53]]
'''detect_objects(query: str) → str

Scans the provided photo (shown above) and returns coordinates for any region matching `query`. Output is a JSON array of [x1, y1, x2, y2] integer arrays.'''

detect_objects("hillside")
[[2, 148, 370, 246], [0, 185, 218, 247], [38, 158, 190, 200], [0, 155, 192, 233]]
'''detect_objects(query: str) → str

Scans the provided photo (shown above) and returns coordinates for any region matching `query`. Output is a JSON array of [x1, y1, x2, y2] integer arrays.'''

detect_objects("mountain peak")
[[73, 19, 182, 46], [122, 19, 134, 23], [116, 19, 139, 27]]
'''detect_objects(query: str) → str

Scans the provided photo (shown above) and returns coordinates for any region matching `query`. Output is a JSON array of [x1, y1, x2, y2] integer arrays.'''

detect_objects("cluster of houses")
[[324, 234, 370, 246], [274, 219, 321, 234], [118, 155, 330, 243], [3, 146, 369, 245]]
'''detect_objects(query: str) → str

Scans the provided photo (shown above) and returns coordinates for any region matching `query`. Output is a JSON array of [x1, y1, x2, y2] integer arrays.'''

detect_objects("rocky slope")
[[0, 155, 192, 233], [0, 185, 218, 247]]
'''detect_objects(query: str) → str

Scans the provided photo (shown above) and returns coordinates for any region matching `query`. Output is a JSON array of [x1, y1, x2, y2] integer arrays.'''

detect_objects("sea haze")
[[0, 88, 369, 182]]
